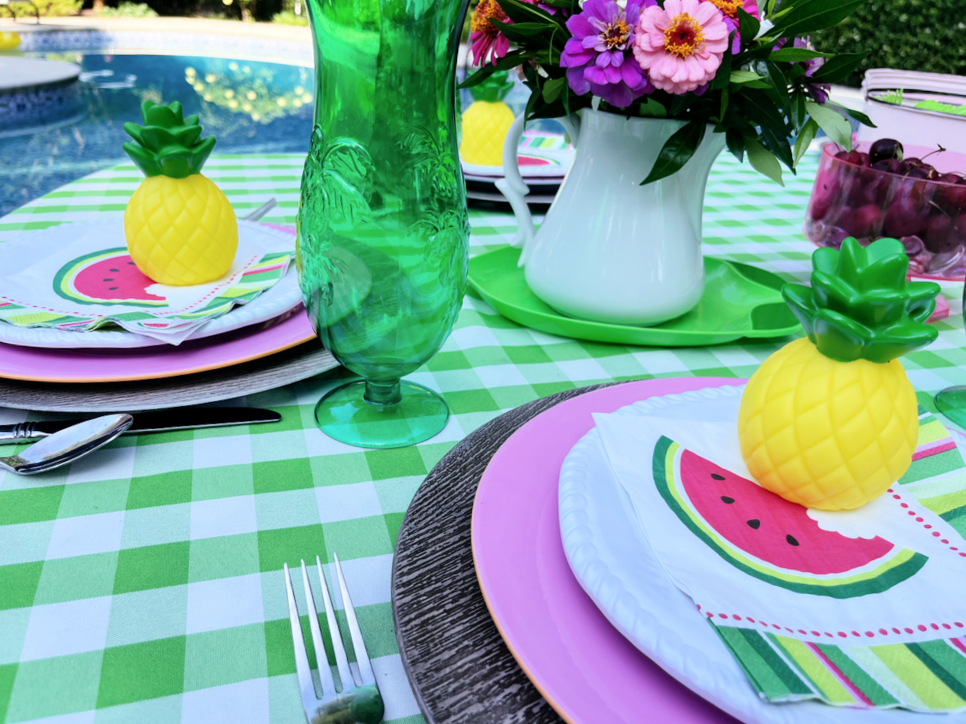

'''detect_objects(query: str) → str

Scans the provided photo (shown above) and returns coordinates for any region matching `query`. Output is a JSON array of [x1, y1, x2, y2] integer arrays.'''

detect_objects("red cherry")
[[844, 204, 883, 238], [836, 150, 871, 167], [884, 196, 927, 238], [873, 159, 903, 175], [870, 138, 904, 164], [809, 172, 843, 221], [939, 182, 966, 211], [923, 213, 956, 252]]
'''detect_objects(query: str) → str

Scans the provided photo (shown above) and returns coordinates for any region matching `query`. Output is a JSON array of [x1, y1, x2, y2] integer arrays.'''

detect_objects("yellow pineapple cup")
[[460, 70, 515, 167], [738, 237, 940, 511], [123, 100, 238, 286]]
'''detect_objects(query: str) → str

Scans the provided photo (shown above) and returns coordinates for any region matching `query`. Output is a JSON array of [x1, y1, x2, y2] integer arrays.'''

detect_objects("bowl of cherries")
[[804, 138, 966, 279]]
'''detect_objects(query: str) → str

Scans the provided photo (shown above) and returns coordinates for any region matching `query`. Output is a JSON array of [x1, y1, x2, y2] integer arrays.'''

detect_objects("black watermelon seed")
[[103, 278, 113, 282], [109, 287, 119, 291], [110, 268, 119, 272], [721, 496, 735, 504], [747, 519, 761, 529], [786, 535, 799, 546], [128, 261, 135, 265], [711, 473, 725, 480]]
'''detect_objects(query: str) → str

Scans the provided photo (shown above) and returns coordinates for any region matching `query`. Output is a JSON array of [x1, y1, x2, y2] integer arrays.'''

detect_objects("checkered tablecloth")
[[1, 150, 964, 724]]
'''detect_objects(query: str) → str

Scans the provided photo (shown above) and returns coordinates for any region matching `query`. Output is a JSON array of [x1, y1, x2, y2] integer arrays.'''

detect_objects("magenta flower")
[[707, 0, 759, 54], [470, 0, 511, 66], [560, 0, 653, 108], [795, 37, 830, 104], [632, 0, 729, 95]]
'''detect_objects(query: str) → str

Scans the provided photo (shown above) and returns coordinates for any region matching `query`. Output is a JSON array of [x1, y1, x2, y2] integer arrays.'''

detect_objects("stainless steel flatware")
[[242, 198, 278, 222], [284, 554, 384, 724], [0, 407, 281, 444], [0, 413, 132, 475]]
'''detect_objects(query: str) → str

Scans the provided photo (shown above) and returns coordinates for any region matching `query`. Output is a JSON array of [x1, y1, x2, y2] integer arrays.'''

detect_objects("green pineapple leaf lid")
[[782, 237, 940, 364], [123, 100, 216, 179], [469, 70, 513, 103]]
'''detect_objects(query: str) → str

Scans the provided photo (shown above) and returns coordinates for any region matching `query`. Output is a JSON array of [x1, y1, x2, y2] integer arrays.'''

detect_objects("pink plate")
[[472, 377, 741, 724], [0, 308, 317, 383]]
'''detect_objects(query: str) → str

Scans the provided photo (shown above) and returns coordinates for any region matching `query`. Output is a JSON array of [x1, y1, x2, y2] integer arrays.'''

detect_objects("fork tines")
[[283, 553, 377, 718]]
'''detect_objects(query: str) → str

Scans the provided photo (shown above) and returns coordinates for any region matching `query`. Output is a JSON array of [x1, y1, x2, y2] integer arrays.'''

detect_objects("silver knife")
[[0, 407, 281, 444]]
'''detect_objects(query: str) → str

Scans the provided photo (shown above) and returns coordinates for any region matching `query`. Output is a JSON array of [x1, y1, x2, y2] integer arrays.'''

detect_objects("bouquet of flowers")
[[464, 0, 872, 185]]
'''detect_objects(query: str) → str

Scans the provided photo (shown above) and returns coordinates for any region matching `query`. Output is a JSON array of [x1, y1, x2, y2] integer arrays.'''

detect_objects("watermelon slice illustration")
[[653, 437, 927, 599], [53, 248, 167, 307]]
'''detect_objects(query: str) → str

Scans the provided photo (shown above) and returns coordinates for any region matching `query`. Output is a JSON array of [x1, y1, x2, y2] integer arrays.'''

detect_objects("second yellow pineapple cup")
[[738, 237, 941, 511], [122, 101, 238, 287], [460, 71, 515, 167]]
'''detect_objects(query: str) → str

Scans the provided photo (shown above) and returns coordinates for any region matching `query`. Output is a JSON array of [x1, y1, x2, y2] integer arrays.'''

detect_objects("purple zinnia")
[[795, 37, 830, 104], [560, 0, 653, 108]]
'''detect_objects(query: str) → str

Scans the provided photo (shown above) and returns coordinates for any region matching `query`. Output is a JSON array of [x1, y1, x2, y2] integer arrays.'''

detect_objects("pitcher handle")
[[495, 111, 581, 267]]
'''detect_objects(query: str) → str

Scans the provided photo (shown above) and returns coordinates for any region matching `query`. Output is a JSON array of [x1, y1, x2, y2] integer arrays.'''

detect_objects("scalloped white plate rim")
[[558, 383, 925, 724], [0, 220, 300, 349]]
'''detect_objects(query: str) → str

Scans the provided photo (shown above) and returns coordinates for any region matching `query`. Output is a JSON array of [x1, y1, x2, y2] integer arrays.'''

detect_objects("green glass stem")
[[296, 0, 470, 448], [935, 386, 966, 430]]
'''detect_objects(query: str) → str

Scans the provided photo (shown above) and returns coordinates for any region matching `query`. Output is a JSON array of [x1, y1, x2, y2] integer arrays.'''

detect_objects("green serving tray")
[[467, 247, 802, 347]]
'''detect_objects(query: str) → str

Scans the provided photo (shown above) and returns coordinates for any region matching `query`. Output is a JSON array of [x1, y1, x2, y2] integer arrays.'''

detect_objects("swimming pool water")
[[2, 53, 316, 217]]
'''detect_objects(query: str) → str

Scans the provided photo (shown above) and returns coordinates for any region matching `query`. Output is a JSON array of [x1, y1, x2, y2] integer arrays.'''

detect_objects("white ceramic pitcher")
[[496, 109, 725, 327]]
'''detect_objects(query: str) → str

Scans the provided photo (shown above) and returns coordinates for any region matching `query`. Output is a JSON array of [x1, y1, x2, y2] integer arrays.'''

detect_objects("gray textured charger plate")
[[0, 341, 337, 412], [392, 383, 620, 724]]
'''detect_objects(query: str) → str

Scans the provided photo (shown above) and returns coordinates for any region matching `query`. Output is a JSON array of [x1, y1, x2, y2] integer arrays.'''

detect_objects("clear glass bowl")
[[804, 143, 966, 279]]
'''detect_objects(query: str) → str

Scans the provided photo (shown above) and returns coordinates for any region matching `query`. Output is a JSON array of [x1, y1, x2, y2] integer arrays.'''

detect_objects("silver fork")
[[241, 198, 278, 222], [284, 554, 385, 724]]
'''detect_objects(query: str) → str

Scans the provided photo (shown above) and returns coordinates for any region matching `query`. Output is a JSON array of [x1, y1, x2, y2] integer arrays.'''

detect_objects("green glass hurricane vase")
[[296, 0, 471, 448]]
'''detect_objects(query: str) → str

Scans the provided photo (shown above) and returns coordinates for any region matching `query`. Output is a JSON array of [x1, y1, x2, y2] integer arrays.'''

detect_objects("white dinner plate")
[[0, 221, 301, 349], [558, 384, 934, 724]]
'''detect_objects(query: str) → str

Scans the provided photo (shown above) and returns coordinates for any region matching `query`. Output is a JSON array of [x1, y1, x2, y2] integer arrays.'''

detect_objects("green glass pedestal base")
[[314, 379, 450, 449], [935, 386, 966, 430]]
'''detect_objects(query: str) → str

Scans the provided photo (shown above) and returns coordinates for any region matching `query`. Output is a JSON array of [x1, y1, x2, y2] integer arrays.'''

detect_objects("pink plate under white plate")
[[471, 377, 741, 724], [0, 308, 317, 383]]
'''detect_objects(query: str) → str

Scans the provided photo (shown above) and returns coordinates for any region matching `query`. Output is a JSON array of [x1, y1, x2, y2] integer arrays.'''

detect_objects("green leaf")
[[757, 60, 790, 114], [789, 91, 807, 128], [718, 88, 729, 122], [829, 102, 875, 128], [542, 77, 566, 104], [738, 89, 789, 137], [496, 0, 559, 26], [744, 136, 784, 185], [737, 6, 760, 42], [769, 47, 835, 62], [767, 0, 869, 38], [811, 51, 869, 83], [793, 117, 819, 167], [640, 121, 706, 186], [726, 128, 745, 163], [806, 100, 853, 150], [711, 50, 733, 91], [761, 123, 795, 170], [489, 19, 552, 43], [730, 70, 763, 84], [638, 97, 667, 118], [460, 51, 531, 88]]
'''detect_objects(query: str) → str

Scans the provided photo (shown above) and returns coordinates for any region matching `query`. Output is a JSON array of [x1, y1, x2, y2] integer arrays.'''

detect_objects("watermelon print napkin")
[[595, 396, 966, 713], [0, 220, 295, 344]]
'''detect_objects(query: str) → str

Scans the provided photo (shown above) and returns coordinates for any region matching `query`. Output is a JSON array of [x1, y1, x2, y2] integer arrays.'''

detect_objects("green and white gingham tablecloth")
[[0, 151, 964, 724]]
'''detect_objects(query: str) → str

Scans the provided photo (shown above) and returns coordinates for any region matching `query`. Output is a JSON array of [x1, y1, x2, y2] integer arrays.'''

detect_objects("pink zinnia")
[[632, 0, 729, 95], [707, 0, 759, 54], [470, 0, 511, 66]]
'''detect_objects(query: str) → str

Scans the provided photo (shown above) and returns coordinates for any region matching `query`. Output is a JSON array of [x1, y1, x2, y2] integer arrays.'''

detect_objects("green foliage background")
[[812, 0, 966, 87]]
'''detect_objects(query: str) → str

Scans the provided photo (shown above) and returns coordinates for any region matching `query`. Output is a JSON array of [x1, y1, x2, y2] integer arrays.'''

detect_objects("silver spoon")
[[0, 414, 133, 475]]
